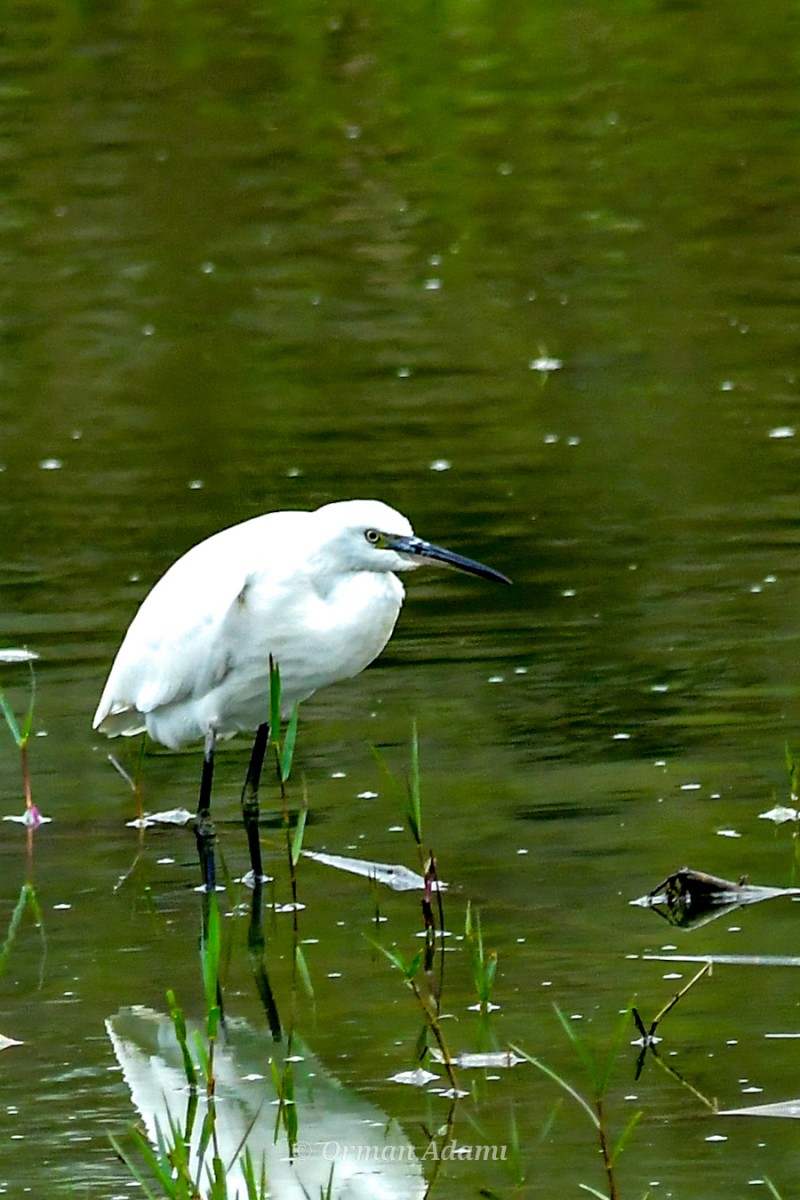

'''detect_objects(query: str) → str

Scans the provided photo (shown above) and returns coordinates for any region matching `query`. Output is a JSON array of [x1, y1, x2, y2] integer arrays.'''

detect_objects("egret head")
[[316, 499, 511, 585]]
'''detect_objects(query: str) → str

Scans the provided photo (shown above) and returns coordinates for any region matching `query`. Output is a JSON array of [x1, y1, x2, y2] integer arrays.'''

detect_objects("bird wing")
[[93, 513, 307, 734]]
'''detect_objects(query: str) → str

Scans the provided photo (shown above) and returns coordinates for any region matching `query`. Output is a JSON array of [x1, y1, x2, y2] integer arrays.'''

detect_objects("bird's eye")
[[365, 528, 382, 546]]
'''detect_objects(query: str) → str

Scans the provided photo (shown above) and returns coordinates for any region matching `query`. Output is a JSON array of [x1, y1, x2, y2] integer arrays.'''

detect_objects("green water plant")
[[372, 939, 459, 1093], [372, 722, 446, 988], [111, 894, 270, 1198], [784, 742, 799, 803], [373, 719, 423, 849], [632, 960, 712, 1079], [268, 657, 299, 796], [269, 1042, 298, 1153], [0, 649, 39, 820], [465, 902, 498, 1013], [513, 1005, 643, 1200], [267, 656, 308, 947], [237, 657, 300, 885], [112, 1103, 267, 1200], [466, 1104, 526, 1198], [0, 882, 45, 981]]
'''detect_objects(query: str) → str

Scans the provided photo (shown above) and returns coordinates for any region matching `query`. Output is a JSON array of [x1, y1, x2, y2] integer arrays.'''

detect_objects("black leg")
[[248, 876, 282, 1041], [195, 726, 217, 891], [240, 721, 269, 881]]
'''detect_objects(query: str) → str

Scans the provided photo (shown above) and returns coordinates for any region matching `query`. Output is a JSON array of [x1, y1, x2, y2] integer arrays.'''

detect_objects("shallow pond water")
[[3, 2, 800, 1198]]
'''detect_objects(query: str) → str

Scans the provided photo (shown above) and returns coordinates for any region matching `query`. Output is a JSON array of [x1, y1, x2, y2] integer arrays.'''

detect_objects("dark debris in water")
[[630, 866, 800, 929]]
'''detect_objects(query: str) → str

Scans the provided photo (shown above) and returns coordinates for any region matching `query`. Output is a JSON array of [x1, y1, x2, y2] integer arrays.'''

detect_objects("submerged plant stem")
[[22, 742, 32, 810], [409, 976, 458, 1092], [596, 1099, 618, 1200]]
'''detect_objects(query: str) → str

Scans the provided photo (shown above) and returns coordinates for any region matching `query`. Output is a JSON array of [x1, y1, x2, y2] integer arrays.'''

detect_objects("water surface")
[[2, 2, 800, 1197]]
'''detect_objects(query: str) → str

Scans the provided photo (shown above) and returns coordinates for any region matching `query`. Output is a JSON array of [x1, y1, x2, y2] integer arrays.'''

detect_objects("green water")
[[2, 1, 800, 1197]]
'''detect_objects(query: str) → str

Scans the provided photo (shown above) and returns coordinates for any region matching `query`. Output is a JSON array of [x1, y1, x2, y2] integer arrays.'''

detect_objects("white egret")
[[93, 499, 510, 887]]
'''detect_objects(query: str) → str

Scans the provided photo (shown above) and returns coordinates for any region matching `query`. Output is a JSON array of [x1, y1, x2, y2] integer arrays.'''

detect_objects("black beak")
[[389, 534, 511, 585]]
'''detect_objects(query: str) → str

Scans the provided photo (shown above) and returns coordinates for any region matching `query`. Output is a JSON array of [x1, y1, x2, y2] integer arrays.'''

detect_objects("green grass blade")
[[554, 1004, 600, 1091], [167, 989, 198, 1089], [480, 952, 498, 1001], [367, 937, 405, 972], [371, 726, 424, 844], [505, 1104, 525, 1187], [510, 1043, 599, 1130], [367, 937, 423, 981], [142, 1115, 184, 1191], [241, 1146, 264, 1200], [610, 1108, 643, 1166], [465, 905, 498, 1006], [0, 885, 34, 976], [290, 803, 307, 867], [20, 660, 36, 744], [108, 1133, 163, 1199], [206, 1003, 221, 1043], [201, 896, 221, 1027], [0, 686, 22, 748], [403, 948, 423, 982], [595, 1003, 634, 1096], [294, 943, 314, 1000], [291, 801, 307, 868], [373, 738, 425, 848], [270, 1059, 283, 1143], [197, 1106, 216, 1182], [24, 881, 43, 925], [208, 1156, 228, 1199], [370, 746, 405, 806], [283, 1060, 298, 1146], [281, 704, 299, 781], [269, 658, 281, 737], [322, 1162, 336, 1200], [192, 1031, 211, 1084]]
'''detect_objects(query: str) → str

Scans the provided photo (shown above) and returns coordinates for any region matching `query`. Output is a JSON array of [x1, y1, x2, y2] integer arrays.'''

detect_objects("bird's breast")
[[233, 569, 405, 714]]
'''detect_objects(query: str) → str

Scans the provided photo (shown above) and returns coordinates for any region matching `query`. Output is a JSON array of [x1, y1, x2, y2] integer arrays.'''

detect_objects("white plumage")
[[93, 498, 509, 752]]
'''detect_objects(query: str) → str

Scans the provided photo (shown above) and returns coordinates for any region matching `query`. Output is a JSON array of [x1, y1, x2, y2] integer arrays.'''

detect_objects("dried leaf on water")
[[721, 1098, 800, 1119], [125, 808, 194, 828], [303, 849, 447, 892]]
